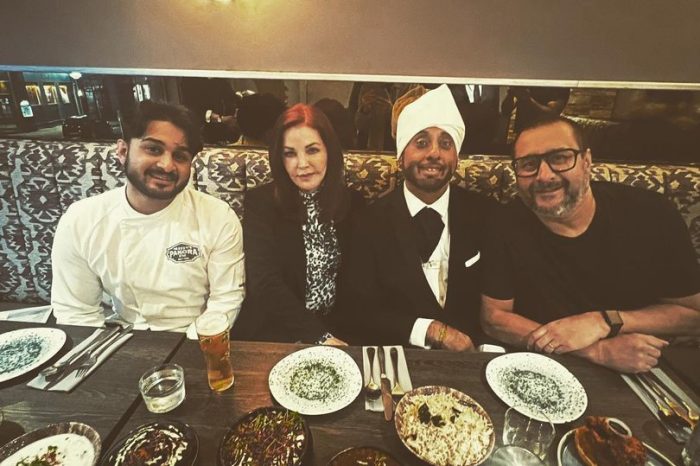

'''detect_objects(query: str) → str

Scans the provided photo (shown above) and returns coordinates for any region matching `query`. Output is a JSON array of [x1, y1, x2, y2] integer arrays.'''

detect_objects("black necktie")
[[474, 85, 482, 103], [413, 207, 444, 262]]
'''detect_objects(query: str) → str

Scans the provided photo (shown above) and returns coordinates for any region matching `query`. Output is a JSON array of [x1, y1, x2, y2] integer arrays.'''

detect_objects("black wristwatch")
[[601, 310, 623, 338]]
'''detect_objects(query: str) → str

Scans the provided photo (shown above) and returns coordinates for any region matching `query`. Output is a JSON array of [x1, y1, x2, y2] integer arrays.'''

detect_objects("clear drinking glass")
[[502, 407, 555, 461], [486, 445, 545, 466], [195, 311, 234, 392], [139, 363, 186, 413], [683, 424, 700, 466]]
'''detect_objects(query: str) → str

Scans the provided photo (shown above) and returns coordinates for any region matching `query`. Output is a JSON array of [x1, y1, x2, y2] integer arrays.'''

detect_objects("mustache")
[[147, 168, 177, 181], [530, 179, 568, 194]]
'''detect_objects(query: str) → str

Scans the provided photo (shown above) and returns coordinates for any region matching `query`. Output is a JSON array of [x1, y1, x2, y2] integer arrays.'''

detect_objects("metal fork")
[[641, 373, 697, 428], [74, 324, 132, 377], [635, 375, 692, 442]]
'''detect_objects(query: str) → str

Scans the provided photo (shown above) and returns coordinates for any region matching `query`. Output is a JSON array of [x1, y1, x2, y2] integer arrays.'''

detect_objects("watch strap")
[[601, 310, 623, 338]]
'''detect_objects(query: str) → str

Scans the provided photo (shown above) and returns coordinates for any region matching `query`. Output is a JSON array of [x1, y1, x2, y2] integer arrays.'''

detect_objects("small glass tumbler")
[[195, 311, 234, 392], [683, 423, 700, 466], [486, 445, 545, 466], [139, 363, 186, 413], [503, 407, 555, 461]]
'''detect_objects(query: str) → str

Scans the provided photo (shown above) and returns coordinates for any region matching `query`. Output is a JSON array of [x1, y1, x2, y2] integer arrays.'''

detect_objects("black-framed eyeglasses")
[[512, 148, 583, 178]]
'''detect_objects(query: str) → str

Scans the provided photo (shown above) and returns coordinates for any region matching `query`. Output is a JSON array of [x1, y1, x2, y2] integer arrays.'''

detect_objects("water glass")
[[683, 424, 700, 466], [485, 445, 544, 466], [195, 311, 234, 392], [503, 407, 555, 461], [139, 363, 186, 413]]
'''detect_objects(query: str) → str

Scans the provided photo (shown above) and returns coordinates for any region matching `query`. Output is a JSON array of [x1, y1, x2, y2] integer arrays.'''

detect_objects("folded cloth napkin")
[[0, 305, 52, 323], [27, 328, 133, 392], [362, 345, 413, 412]]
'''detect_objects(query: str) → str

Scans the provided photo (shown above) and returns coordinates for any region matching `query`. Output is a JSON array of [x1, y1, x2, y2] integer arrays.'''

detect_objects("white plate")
[[0, 422, 101, 466], [268, 346, 362, 415], [557, 418, 675, 466], [485, 352, 587, 423], [0, 327, 66, 383]]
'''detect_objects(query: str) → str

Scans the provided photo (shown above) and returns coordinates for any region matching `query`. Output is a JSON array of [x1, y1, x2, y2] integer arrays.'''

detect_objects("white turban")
[[395, 84, 465, 158]]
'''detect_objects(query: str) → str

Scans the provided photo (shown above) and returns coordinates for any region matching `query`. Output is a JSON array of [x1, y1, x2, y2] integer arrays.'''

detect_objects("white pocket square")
[[464, 251, 481, 268]]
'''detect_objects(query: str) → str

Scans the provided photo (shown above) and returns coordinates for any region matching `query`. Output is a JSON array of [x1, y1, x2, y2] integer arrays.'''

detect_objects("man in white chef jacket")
[[51, 101, 245, 338]]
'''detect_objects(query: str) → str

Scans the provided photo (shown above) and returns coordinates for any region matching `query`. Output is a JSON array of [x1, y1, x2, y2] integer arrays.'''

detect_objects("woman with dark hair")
[[232, 104, 364, 344]]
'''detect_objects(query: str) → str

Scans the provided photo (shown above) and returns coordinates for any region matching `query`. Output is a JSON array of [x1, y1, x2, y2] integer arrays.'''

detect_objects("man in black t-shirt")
[[481, 115, 700, 373]]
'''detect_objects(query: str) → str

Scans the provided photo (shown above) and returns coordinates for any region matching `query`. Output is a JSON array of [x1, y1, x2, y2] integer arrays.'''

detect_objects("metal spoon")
[[364, 347, 381, 399]]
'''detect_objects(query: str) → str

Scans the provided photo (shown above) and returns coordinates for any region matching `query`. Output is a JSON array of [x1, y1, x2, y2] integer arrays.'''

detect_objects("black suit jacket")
[[338, 184, 495, 345], [231, 183, 364, 343]]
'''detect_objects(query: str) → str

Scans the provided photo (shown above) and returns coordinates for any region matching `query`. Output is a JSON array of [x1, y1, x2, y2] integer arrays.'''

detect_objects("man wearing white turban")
[[338, 85, 495, 349]]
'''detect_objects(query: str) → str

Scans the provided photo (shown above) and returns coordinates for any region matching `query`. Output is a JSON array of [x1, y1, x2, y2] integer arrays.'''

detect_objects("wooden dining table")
[[1, 320, 698, 465]]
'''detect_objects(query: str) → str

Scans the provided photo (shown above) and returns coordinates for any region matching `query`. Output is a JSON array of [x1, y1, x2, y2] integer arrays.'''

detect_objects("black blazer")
[[231, 183, 364, 343], [338, 184, 495, 345]]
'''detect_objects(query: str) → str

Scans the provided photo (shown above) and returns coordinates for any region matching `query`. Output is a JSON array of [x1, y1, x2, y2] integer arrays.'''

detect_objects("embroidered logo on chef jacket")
[[166, 242, 201, 263]]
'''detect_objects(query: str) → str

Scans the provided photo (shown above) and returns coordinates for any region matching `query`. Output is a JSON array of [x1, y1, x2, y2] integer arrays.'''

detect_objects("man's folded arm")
[[50, 213, 105, 326], [480, 294, 540, 348], [204, 208, 246, 327], [617, 293, 700, 336]]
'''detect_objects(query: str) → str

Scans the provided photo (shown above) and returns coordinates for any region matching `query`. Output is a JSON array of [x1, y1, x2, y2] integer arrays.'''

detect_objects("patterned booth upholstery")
[[1, 138, 699, 306]]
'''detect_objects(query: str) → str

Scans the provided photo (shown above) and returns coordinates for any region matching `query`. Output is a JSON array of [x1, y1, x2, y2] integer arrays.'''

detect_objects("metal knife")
[[42, 324, 130, 390], [632, 375, 690, 443], [41, 323, 121, 380], [642, 373, 697, 428], [377, 346, 393, 421]]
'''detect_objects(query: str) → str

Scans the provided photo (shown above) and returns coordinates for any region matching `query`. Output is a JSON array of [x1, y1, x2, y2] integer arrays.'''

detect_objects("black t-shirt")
[[482, 182, 700, 323]]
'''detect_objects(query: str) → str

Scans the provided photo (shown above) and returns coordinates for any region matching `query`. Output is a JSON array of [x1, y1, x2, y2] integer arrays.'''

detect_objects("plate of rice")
[[394, 385, 495, 466]]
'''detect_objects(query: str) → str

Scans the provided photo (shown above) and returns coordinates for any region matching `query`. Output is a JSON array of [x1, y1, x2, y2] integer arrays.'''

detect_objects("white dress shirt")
[[403, 183, 450, 348], [51, 186, 245, 339], [465, 84, 483, 103]]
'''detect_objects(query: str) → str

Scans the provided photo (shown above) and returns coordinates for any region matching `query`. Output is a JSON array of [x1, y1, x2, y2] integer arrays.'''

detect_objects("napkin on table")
[[362, 345, 413, 412], [27, 328, 133, 392], [0, 305, 52, 323]]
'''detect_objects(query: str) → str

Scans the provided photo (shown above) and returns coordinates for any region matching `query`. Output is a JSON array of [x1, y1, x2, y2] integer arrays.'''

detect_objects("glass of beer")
[[195, 311, 234, 392]]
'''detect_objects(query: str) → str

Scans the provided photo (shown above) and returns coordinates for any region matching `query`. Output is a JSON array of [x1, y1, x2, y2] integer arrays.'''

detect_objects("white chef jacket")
[[51, 186, 245, 339]]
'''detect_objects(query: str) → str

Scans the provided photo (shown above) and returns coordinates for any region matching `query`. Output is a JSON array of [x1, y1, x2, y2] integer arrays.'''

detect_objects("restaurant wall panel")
[[0, 0, 699, 86]]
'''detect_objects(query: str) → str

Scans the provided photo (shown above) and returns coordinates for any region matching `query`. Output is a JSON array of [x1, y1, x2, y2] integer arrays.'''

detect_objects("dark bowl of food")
[[327, 446, 402, 466], [218, 406, 311, 466], [99, 421, 198, 466]]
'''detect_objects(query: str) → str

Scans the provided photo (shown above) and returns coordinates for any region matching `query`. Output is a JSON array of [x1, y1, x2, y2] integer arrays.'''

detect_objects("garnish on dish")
[[219, 407, 309, 466]]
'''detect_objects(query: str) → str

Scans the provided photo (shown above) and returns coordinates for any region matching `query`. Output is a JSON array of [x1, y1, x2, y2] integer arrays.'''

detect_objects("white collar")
[[403, 183, 450, 219]]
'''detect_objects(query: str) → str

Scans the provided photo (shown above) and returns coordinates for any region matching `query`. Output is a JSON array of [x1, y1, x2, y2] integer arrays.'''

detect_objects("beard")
[[520, 175, 590, 219], [402, 159, 454, 194], [124, 155, 188, 201]]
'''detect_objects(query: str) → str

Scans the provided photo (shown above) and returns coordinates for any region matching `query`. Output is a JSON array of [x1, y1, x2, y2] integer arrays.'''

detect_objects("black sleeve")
[[336, 208, 416, 345], [651, 196, 700, 298], [480, 203, 516, 301], [238, 190, 328, 343]]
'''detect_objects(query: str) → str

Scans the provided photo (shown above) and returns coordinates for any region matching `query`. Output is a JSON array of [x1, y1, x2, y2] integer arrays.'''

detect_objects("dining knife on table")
[[40, 322, 122, 380], [43, 324, 131, 389], [377, 346, 394, 421]]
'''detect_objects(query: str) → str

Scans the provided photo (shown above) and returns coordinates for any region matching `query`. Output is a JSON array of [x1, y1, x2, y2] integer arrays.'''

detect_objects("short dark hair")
[[237, 93, 286, 144], [512, 115, 586, 156], [121, 100, 203, 155], [269, 103, 350, 223]]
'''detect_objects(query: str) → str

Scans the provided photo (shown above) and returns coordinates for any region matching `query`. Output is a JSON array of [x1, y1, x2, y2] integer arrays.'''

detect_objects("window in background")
[[58, 85, 70, 104], [0, 80, 9, 94], [133, 83, 150, 102], [25, 84, 42, 105], [43, 84, 58, 104]]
